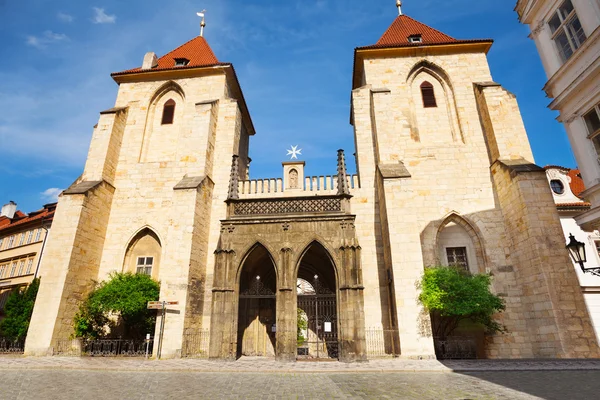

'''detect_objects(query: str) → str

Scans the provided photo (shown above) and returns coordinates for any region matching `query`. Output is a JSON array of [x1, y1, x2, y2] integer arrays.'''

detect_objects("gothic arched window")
[[420, 81, 437, 108], [161, 99, 176, 125]]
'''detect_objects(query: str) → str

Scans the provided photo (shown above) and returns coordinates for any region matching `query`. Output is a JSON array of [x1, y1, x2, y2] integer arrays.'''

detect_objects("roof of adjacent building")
[[0, 203, 56, 234], [544, 166, 586, 199], [567, 169, 585, 198], [112, 36, 225, 77], [356, 15, 492, 50]]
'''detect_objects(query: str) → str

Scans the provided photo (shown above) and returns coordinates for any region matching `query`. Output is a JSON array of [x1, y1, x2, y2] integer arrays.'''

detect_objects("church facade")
[[25, 13, 600, 360]]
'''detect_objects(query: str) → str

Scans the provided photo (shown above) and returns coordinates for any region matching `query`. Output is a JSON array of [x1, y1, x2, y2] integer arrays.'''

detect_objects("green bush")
[[297, 308, 308, 346], [418, 266, 506, 339], [0, 278, 40, 340], [73, 272, 160, 340]]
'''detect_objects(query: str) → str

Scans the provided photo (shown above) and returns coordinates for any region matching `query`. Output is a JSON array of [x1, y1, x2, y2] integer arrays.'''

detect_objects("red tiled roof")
[[557, 202, 591, 207], [568, 169, 585, 198], [544, 165, 587, 199], [112, 36, 223, 76], [358, 15, 492, 50], [0, 204, 56, 234]]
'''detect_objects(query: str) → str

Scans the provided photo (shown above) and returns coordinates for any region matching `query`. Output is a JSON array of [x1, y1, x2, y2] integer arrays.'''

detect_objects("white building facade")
[[516, 0, 600, 230], [546, 166, 600, 340]]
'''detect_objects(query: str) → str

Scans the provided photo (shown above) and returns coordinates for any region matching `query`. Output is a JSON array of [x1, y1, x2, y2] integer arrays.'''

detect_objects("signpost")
[[147, 300, 179, 359]]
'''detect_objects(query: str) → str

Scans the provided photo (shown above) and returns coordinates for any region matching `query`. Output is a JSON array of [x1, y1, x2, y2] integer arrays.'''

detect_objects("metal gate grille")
[[297, 280, 338, 360]]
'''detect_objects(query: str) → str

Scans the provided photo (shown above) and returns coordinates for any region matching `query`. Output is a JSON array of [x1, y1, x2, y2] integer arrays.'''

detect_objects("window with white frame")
[[446, 247, 469, 271], [0, 264, 7, 278], [18, 233, 25, 246], [35, 228, 42, 242], [548, 0, 587, 62], [26, 230, 34, 244], [136, 257, 154, 276], [9, 262, 17, 277], [584, 103, 600, 158], [26, 258, 34, 275], [7, 236, 14, 249], [0, 238, 3, 250], [17, 260, 25, 276]]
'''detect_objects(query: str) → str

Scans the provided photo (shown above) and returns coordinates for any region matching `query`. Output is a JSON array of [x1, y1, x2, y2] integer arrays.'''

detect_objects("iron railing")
[[434, 336, 477, 359], [0, 337, 25, 354], [365, 329, 400, 358], [53, 338, 153, 357], [181, 330, 210, 358]]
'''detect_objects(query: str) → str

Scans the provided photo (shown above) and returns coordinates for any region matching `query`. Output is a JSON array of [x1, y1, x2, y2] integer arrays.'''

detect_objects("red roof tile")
[[112, 36, 223, 76], [0, 204, 56, 234], [358, 15, 492, 50], [557, 202, 591, 207], [568, 169, 586, 198]]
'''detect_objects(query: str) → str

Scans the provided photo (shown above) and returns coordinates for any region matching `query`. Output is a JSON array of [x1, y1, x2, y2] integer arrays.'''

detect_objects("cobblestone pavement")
[[2, 355, 600, 372], [2, 369, 600, 399]]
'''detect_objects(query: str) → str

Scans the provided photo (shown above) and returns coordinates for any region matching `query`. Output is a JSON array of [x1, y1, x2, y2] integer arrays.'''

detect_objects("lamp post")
[[566, 234, 600, 276]]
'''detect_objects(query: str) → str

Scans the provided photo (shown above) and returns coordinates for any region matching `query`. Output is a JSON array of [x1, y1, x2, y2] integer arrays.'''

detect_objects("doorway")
[[237, 245, 277, 357], [296, 242, 338, 360]]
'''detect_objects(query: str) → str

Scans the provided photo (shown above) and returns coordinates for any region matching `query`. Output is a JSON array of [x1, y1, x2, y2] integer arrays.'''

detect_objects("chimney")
[[1, 201, 17, 219], [142, 52, 158, 70]]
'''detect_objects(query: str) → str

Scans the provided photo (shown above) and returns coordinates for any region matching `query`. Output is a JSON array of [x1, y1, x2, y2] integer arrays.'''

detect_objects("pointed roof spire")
[[396, 0, 403, 16], [357, 14, 492, 50], [112, 36, 221, 76]]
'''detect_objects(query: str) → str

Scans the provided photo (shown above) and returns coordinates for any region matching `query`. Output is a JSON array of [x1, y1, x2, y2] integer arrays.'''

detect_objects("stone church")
[[25, 10, 600, 361]]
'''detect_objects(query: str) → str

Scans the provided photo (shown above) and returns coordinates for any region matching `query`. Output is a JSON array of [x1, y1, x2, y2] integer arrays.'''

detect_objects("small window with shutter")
[[161, 99, 176, 125], [420, 81, 437, 108]]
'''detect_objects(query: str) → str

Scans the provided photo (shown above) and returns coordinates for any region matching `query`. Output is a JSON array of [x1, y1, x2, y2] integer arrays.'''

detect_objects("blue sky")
[[0, 0, 576, 213]]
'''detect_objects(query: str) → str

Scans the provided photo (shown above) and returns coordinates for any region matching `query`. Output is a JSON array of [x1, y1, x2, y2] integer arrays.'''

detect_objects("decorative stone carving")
[[337, 149, 350, 196], [227, 155, 240, 200], [233, 197, 342, 216]]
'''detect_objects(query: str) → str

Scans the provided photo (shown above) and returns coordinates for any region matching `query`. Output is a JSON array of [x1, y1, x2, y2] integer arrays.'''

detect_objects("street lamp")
[[566, 234, 600, 276]]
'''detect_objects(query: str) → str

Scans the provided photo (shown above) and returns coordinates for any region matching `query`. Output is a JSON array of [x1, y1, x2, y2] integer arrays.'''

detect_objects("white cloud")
[[57, 12, 74, 23], [41, 188, 64, 202], [92, 7, 116, 24], [26, 31, 69, 49]]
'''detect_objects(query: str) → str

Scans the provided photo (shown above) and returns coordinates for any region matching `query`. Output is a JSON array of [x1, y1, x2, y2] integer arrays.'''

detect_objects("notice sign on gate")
[[324, 322, 332, 332]]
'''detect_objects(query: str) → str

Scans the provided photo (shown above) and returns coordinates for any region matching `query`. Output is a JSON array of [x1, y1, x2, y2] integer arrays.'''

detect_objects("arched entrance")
[[236, 244, 277, 357], [296, 242, 338, 360]]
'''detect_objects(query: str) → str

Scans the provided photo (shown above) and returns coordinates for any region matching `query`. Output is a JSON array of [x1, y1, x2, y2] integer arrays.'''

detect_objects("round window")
[[550, 179, 565, 195]]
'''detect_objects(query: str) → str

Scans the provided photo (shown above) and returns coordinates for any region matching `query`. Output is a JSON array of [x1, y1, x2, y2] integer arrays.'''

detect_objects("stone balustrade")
[[238, 175, 360, 198]]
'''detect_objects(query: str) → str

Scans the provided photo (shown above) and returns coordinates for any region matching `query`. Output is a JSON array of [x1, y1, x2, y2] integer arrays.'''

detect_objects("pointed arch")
[[236, 241, 279, 286], [122, 227, 163, 279], [148, 80, 186, 105], [294, 240, 338, 294], [139, 81, 186, 162], [435, 212, 488, 273], [406, 60, 464, 143]]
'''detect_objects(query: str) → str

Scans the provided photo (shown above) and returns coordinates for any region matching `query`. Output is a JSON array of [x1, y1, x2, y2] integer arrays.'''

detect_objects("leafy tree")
[[418, 266, 506, 339], [73, 272, 160, 340], [0, 278, 40, 340], [297, 308, 308, 346]]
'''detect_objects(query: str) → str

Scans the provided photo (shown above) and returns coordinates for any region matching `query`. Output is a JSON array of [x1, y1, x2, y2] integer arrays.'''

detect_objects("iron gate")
[[297, 279, 338, 359]]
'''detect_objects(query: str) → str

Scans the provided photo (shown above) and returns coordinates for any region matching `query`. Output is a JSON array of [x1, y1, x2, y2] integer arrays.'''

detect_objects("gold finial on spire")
[[197, 10, 207, 36], [396, 0, 403, 15]]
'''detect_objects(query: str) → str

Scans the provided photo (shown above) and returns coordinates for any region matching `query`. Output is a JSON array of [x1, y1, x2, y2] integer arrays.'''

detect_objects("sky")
[[0, 0, 577, 213]]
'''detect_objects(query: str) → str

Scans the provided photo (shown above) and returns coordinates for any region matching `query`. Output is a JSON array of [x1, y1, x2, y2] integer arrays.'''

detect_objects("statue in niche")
[[289, 169, 299, 189]]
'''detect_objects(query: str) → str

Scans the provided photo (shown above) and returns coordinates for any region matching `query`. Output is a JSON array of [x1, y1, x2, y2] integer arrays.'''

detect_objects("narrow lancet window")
[[420, 81, 437, 108], [161, 99, 176, 125]]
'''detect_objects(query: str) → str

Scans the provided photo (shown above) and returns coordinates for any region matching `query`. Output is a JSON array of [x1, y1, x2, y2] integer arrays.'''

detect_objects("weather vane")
[[287, 145, 302, 160], [396, 0, 403, 15], [197, 10, 206, 37]]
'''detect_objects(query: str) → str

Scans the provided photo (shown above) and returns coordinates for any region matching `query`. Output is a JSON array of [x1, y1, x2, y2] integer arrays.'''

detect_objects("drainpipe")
[[34, 218, 50, 279]]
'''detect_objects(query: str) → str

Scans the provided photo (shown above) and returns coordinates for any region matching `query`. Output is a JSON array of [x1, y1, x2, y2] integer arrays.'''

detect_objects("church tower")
[[25, 31, 254, 357], [351, 8, 599, 358]]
